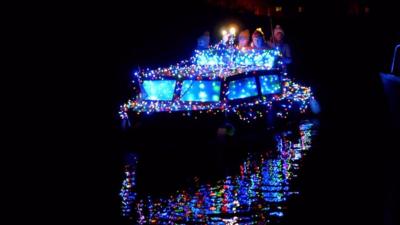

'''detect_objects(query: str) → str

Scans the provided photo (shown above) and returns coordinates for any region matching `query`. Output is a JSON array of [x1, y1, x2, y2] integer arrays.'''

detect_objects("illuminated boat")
[[119, 42, 318, 125]]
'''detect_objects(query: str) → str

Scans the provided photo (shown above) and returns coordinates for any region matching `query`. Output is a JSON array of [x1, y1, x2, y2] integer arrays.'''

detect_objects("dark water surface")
[[121, 120, 318, 224]]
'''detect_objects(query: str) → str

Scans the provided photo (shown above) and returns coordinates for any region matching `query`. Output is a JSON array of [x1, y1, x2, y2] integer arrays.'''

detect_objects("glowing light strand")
[[121, 121, 315, 224], [120, 155, 138, 217], [119, 45, 314, 123]]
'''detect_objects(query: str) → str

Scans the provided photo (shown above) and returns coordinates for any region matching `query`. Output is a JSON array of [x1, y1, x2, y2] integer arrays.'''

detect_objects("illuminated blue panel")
[[227, 77, 258, 100], [141, 80, 176, 101], [180, 80, 221, 102], [259, 75, 281, 95]]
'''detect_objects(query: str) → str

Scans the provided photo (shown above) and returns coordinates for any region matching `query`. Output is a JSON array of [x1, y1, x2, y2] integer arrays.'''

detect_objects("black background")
[[16, 1, 399, 224]]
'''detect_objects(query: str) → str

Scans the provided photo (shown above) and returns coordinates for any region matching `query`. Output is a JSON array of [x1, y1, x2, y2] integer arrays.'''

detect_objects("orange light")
[[229, 27, 236, 35], [221, 30, 227, 36]]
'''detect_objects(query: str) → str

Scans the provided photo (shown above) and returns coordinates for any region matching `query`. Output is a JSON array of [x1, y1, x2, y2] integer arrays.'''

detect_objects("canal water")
[[121, 120, 318, 224]]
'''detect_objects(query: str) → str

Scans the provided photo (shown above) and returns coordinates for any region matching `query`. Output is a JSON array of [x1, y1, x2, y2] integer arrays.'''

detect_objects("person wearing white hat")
[[268, 25, 292, 64]]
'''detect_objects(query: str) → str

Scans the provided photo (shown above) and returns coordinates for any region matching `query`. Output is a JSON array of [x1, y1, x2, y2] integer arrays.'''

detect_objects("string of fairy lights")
[[119, 121, 315, 223], [120, 154, 138, 217], [118, 43, 314, 123]]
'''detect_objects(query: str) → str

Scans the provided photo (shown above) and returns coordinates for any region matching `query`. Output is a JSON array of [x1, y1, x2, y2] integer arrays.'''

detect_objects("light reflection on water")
[[121, 120, 317, 224]]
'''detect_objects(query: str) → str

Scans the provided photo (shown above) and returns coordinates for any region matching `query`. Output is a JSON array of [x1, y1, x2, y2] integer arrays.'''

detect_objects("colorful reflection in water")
[[121, 121, 316, 224]]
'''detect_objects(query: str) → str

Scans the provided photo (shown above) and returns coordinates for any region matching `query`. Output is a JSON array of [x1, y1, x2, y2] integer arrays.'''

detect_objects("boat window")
[[141, 80, 176, 101], [259, 75, 281, 95], [227, 77, 258, 100], [180, 80, 221, 102]]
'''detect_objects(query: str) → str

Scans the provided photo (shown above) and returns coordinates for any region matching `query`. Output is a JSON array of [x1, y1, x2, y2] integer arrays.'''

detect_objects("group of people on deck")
[[197, 25, 292, 64]]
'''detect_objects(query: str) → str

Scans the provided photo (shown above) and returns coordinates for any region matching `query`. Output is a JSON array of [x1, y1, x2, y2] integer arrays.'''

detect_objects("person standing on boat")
[[238, 29, 251, 50], [268, 25, 292, 64], [251, 28, 269, 50], [196, 31, 210, 50]]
